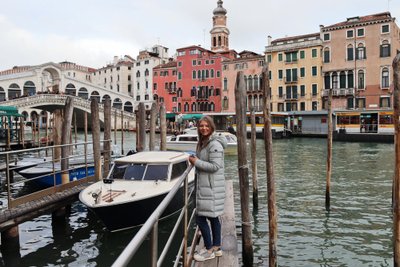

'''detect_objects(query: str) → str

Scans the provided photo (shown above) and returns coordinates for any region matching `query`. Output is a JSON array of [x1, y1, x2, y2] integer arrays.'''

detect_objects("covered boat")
[[79, 151, 195, 232]]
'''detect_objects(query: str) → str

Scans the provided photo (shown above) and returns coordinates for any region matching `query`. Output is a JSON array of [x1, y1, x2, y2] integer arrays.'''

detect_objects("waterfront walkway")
[[193, 180, 239, 267]]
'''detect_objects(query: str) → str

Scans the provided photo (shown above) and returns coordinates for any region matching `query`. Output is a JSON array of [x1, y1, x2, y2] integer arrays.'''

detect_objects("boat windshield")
[[111, 163, 169, 181]]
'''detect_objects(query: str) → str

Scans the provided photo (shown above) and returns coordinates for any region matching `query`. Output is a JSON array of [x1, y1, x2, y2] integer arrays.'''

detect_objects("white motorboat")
[[166, 132, 238, 155], [79, 151, 195, 232]]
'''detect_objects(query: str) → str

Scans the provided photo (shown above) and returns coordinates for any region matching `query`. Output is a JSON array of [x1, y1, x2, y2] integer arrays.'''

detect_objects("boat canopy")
[[181, 114, 203, 120], [0, 106, 23, 117]]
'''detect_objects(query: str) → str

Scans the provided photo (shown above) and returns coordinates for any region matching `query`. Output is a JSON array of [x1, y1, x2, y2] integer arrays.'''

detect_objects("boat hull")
[[87, 183, 193, 231], [20, 165, 95, 187]]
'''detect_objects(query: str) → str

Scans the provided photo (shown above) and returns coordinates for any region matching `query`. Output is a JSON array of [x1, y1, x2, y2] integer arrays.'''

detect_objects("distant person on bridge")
[[189, 115, 226, 262]]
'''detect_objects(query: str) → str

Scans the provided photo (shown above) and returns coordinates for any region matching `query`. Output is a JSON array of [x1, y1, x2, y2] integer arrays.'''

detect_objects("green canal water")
[[0, 133, 395, 266]]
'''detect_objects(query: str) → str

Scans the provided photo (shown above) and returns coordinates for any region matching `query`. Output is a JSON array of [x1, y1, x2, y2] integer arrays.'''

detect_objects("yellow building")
[[265, 33, 323, 111]]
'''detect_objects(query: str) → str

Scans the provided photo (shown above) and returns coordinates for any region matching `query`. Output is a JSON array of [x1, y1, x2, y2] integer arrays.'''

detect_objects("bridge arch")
[[90, 91, 100, 103], [8, 83, 21, 100], [113, 98, 122, 109], [78, 87, 88, 99], [0, 87, 5, 101], [102, 94, 111, 104], [41, 66, 61, 94], [65, 83, 76, 96], [124, 101, 133, 112]]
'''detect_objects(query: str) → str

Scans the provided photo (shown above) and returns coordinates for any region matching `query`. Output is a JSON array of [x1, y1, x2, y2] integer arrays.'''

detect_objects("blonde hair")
[[196, 116, 216, 152]]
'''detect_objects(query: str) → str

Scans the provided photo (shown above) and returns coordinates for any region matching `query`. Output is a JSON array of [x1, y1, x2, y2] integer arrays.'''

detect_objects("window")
[[347, 30, 354, 38], [312, 49, 317, 58], [192, 71, 196, 79], [380, 41, 391, 57], [300, 67, 305, 77], [278, 70, 283, 79], [348, 71, 354, 88], [339, 71, 346, 88], [356, 98, 365, 108], [323, 48, 330, 63], [312, 66, 317, 76], [356, 43, 366, 60], [178, 72, 182, 80], [300, 85, 305, 96], [223, 78, 228, 91], [382, 24, 390, 33], [192, 60, 197, 66], [323, 33, 330, 41], [278, 53, 283, 61], [358, 70, 365, 89], [381, 67, 389, 88], [178, 61, 182, 67], [380, 97, 391, 108], [285, 52, 298, 63], [347, 44, 354, 61], [267, 55, 272, 62], [300, 50, 305, 59], [278, 103, 284, 111], [312, 84, 318, 96], [347, 97, 354, 109], [332, 73, 338, 89], [300, 102, 305, 111], [278, 86, 283, 98], [357, 28, 364, 37], [312, 101, 318, 110]]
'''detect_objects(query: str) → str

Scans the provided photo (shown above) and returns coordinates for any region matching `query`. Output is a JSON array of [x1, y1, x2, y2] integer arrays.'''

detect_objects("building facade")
[[320, 12, 400, 111], [221, 51, 265, 113], [265, 33, 324, 112], [153, 61, 177, 112]]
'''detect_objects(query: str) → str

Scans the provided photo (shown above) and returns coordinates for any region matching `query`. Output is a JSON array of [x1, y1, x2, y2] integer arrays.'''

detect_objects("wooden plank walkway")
[[193, 180, 239, 267], [0, 182, 89, 232]]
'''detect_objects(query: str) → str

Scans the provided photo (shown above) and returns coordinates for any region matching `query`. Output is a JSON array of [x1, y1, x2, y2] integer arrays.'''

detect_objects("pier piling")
[[262, 65, 278, 267], [326, 88, 333, 211], [250, 107, 259, 209]]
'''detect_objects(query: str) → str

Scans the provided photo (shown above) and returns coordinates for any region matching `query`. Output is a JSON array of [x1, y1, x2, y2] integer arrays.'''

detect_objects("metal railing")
[[112, 165, 195, 267], [0, 140, 111, 209]]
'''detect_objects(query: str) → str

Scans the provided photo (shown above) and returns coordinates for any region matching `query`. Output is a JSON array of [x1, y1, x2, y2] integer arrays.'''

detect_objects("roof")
[[154, 61, 177, 69], [322, 12, 393, 31], [271, 33, 320, 44], [0, 106, 23, 117], [114, 151, 188, 164]]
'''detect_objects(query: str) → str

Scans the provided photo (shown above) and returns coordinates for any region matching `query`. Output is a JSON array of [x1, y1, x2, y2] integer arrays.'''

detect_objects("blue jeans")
[[196, 215, 221, 250]]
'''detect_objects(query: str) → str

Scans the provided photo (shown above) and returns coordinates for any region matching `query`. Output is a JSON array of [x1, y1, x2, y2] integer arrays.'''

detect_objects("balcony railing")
[[322, 88, 355, 97]]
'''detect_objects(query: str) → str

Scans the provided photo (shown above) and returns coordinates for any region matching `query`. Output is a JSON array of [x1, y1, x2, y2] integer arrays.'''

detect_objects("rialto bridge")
[[0, 62, 155, 129]]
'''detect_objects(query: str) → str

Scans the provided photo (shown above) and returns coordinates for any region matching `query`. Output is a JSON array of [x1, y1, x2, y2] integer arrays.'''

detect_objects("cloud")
[[0, 15, 141, 69]]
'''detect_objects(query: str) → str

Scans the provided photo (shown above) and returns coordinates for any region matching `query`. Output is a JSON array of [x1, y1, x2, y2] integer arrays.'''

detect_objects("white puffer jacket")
[[194, 134, 227, 217]]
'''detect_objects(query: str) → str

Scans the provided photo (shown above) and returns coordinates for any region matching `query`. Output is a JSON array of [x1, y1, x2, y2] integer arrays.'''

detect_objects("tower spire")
[[210, 0, 230, 52]]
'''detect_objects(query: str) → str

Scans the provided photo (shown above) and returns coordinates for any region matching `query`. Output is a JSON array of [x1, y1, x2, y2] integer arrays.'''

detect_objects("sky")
[[0, 0, 399, 71]]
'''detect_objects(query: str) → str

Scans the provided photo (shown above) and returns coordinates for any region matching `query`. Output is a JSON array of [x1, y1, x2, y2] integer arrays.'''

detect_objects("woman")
[[188, 116, 227, 262]]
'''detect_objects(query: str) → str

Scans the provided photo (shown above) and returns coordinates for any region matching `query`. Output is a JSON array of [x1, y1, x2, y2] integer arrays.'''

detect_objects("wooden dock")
[[0, 182, 89, 232], [193, 180, 239, 267]]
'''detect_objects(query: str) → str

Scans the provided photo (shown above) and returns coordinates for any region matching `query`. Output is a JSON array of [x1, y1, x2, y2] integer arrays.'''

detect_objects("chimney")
[[267, 35, 272, 46]]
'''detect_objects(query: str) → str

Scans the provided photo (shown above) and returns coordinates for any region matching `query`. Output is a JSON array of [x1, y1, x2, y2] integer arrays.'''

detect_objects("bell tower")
[[210, 0, 230, 52]]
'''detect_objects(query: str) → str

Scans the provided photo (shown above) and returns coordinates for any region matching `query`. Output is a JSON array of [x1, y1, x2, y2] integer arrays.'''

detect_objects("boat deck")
[[193, 180, 239, 267]]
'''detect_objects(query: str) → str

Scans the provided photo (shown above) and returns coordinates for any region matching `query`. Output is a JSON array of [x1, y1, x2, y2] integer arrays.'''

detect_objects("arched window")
[[248, 75, 253, 91], [381, 67, 389, 88], [136, 70, 140, 77], [339, 71, 346, 88], [324, 47, 330, 63], [23, 81, 36, 96], [347, 44, 354, 61], [145, 69, 149, 76], [8, 83, 21, 99], [347, 71, 354, 88], [253, 75, 259, 91], [113, 98, 122, 109], [223, 78, 228, 91], [358, 70, 365, 89], [65, 83, 76, 96], [356, 43, 366, 60], [78, 87, 88, 99]]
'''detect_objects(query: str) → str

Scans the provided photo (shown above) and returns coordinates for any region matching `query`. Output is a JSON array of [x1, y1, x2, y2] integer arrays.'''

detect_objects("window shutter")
[[380, 45, 384, 57], [363, 47, 366, 59]]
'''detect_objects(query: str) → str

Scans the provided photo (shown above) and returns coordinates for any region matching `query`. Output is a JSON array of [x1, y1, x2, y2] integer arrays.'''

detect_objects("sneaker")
[[213, 247, 223, 257], [193, 249, 215, 262]]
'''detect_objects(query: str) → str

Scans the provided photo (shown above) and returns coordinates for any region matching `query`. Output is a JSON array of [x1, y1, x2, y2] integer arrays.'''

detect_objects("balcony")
[[284, 77, 298, 84], [322, 88, 355, 97]]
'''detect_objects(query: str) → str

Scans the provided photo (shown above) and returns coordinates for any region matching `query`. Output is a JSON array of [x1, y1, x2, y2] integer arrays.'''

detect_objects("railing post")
[[183, 174, 188, 267], [6, 153, 11, 208], [150, 221, 158, 267]]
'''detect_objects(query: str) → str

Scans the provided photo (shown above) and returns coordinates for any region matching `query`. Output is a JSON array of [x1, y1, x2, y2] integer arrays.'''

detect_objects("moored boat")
[[166, 132, 238, 155], [79, 151, 195, 232]]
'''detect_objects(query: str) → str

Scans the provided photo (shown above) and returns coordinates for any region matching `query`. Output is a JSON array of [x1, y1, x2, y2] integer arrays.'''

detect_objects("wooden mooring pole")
[[250, 107, 259, 209], [234, 71, 254, 266], [262, 66, 278, 267], [103, 99, 112, 176], [149, 103, 157, 151], [159, 104, 167, 151], [392, 53, 400, 267], [61, 96, 74, 185], [326, 89, 333, 211], [91, 99, 102, 181], [137, 103, 146, 152], [121, 110, 124, 155]]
